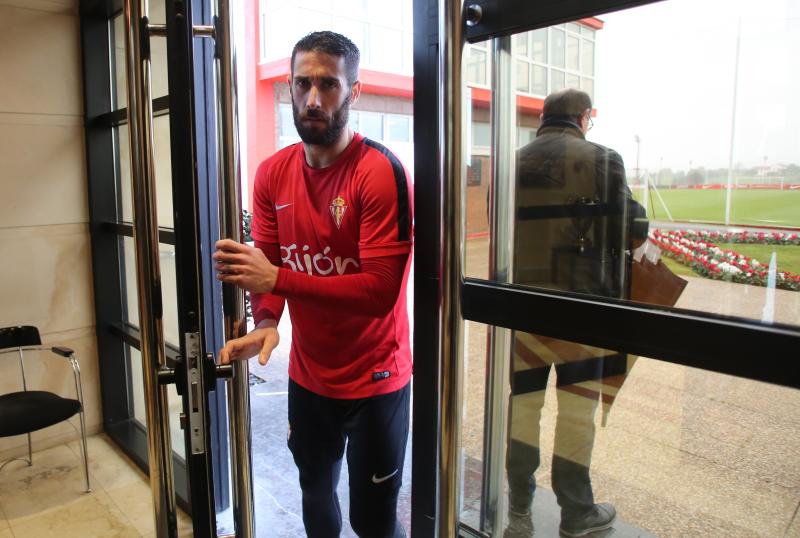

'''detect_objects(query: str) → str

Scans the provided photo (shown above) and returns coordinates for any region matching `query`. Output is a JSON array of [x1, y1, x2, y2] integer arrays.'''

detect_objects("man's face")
[[289, 50, 360, 146]]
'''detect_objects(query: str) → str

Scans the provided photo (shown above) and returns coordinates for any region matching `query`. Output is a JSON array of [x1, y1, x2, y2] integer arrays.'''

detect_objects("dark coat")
[[513, 123, 647, 298]]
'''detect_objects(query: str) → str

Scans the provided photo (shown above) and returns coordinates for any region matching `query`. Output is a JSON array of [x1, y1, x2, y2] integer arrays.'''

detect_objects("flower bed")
[[687, 229, 800, 246], [649, 229, 800, 291]]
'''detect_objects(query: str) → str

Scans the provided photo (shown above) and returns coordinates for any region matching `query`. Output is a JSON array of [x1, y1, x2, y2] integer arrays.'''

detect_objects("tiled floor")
[[0, 434, 192, 537]]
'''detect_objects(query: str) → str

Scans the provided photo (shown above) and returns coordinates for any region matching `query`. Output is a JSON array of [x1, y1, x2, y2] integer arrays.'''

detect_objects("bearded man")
[[213, 31, 412, 538]]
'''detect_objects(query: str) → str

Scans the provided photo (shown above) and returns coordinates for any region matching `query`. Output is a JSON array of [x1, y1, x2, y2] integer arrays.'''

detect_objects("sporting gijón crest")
[[330, 196, 348, 229]]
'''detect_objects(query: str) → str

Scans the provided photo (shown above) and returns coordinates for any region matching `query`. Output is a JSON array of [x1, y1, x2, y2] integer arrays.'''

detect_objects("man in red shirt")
[[213, 31, 412, 538]]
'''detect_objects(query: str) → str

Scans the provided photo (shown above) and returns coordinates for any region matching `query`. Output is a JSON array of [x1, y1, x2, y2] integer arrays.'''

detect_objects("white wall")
[[0, 0, 102, 458]]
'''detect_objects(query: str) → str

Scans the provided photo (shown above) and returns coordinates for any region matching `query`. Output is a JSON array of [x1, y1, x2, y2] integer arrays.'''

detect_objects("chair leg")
[[0, 434, 34, 472], [78, 409, 91, 493]]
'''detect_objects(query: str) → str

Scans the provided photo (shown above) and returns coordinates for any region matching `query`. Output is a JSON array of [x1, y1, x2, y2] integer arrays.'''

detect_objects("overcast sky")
[[589, 0, 800, 172]]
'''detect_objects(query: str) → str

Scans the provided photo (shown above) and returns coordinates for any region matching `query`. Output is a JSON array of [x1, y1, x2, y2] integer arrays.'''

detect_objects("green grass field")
[[632, 188, 800, 228]]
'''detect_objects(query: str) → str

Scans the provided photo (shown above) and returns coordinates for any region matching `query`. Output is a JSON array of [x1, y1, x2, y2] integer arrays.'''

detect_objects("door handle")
[[214, 0, 257, 536], [123, 0, 178, 535]]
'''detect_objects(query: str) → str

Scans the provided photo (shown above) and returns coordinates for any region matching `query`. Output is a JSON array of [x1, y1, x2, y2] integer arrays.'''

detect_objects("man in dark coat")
[[505, 88, 647, 537]]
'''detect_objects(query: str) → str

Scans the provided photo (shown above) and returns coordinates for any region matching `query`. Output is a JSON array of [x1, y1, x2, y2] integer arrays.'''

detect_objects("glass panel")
[[349, 110, 360, 132], [566, 73, 580, 90], [153, 114, 174, 229], [516, 60, 530, 93], [550, 28, 565, 68], [127, 344, 186, 458], [531, 29, 547, 63], [279, 104, 295, 137], [532, 65, 547, 97], [514, 32, 528, 57], [160, 243, 179, 348], [518, 127, 536, 147], [120, 237, 178, 348], [117, 124, 132, 222], [459, 323, 800, 537], [580, 77, 594, 101], [459, 321, 488, 529], [128, 345, 145, 424], [150, 21, 169, 100], [368, 27, 402, 71], [580, 26, 595, 39], [467, 46, 488, 86], [464, 2, 800, 328], [112, 13, 126, 110], [359, 111, 383, 140], [472, 121, 490, 148], [121, 236, 138, 327], [279, 103, 301, 148], [581, 40, 595, 76], [549, 69, 565, 92], [566, 22, 581, 34], [566, 35, 580, 71], [387, 115, 410, 142]]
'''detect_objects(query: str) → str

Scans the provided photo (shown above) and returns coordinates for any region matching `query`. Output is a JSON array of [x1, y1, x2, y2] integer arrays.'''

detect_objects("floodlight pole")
[[725, 17, 741, 226]]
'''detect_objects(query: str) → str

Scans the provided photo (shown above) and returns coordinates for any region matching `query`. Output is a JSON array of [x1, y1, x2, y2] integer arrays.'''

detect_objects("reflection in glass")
[[505, 332, 627, 536], [387, 115, 410, 142], [360, 112, 384, 140], [566, 35, 580, 71], [515, 32, 528, 57], [581, 40, 594, 76], [516, 60, 530, 93], [460, 4, 800, 536], [532, 65, 547, 96], [460, 323, 800, 538], [580, 77, 594, 101], [550, 70, 565, 93], [514, 88, 646, 298], [531, 29, 547, 63], [550, 28, 565, 68], [467, 46, 488, 86], [566, 73, 580, 91]]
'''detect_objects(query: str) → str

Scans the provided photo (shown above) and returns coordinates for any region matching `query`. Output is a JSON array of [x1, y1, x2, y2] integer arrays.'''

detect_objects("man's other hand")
[[214, 239, 278, 293], [218, 322, 279, 366]]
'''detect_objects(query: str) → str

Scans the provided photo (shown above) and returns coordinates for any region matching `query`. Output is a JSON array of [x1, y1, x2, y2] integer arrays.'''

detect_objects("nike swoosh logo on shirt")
[[275, 203, 293, 210], [371, 469, 399, 484]]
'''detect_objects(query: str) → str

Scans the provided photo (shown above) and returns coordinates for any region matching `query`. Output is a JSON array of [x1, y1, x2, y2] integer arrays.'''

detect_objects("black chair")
[[0, 325, 90, 492]]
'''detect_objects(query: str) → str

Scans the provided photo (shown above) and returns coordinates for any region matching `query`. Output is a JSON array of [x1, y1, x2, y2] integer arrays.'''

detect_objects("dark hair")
[[291, 31, 360, 86], [542, 88, 592, 119]]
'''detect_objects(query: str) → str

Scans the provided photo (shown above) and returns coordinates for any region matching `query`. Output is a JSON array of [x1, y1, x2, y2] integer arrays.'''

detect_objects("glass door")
[[422, 0, 800, 536], [80, 0, 253, 536]]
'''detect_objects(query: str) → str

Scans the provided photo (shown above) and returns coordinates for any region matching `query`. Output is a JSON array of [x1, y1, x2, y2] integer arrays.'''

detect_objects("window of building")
[[278, 104, 413, 151], [387, 115, 411, 142], [278, 104, 300, 148], [511, 23, 595, 99], [466, 42, 489, 87], [260, 0, 413, 74], [356, 111, 384, 140], [472, 121, 491, 148]]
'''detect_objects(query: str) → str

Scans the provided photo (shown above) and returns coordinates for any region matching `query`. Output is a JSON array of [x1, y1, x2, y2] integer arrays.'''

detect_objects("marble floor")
[[0, 434, 193, 537]]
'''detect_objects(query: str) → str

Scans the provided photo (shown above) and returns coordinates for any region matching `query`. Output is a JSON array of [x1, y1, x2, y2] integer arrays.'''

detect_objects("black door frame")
[[79, 0, 230, 517], [411, 0, 800, 535]]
